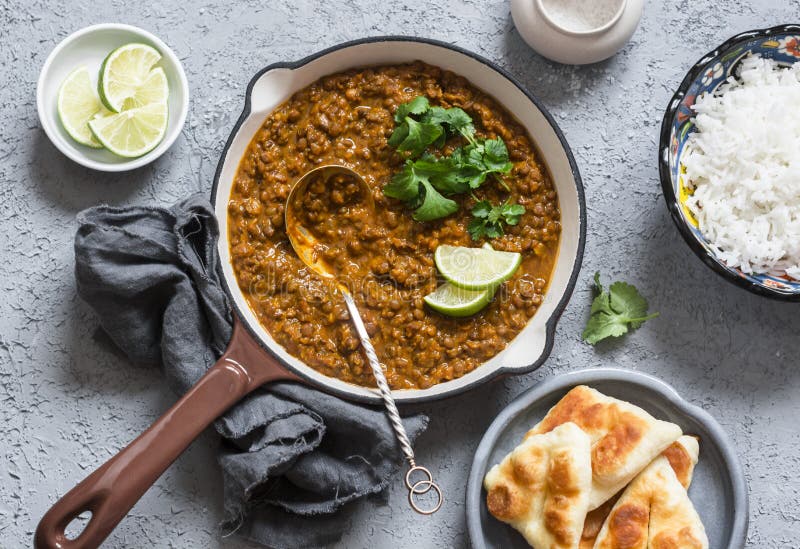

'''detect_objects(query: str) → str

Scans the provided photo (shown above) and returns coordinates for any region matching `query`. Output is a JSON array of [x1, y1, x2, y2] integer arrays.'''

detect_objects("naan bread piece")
[[646, 456, 707, 549], [526, 386, 682, 509], [579, 436, 700, 549], [661, 435, 699, 490], [593, 455, 708, 549], [484, 422, 592, 549], [580, 498, 620, 549]]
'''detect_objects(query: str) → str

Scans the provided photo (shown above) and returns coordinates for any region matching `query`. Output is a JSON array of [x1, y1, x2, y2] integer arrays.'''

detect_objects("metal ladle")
[[284, 165, 442, 515]]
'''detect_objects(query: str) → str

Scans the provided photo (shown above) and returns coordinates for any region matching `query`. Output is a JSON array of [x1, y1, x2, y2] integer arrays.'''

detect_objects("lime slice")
[[93, 104, 114, 120], [57, 66, 105, 148], [424, 283, 495, 317], [131, 67, 169, 106], [88, 101, 168, 158], [98, 43, 163, 112], [434, 244, 522, 290]]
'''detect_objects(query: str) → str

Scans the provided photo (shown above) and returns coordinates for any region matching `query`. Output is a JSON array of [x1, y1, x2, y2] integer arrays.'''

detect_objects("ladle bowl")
[[283, 164, 443, 515]]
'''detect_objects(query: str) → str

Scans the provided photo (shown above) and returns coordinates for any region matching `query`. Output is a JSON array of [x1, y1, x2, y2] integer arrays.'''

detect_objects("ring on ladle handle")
[[342, 291, 443, 515], [285, 165, 443, 515]]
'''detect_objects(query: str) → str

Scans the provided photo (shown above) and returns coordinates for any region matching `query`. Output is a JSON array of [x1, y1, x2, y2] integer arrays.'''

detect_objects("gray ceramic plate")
[[466, 368, 748, 549]]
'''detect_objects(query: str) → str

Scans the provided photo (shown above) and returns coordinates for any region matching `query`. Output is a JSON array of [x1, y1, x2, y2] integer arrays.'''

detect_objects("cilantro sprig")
[[451, 138, 513, 191], [467, 199, 525, 240], [582, 273, 659, 345], [388, 96, 476, 156], [383, 97, 515, 223], [383, 155, 459, 221]]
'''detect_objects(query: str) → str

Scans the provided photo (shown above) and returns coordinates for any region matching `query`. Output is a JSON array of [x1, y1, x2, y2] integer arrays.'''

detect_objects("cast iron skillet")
[[34, 37, 585, 548]]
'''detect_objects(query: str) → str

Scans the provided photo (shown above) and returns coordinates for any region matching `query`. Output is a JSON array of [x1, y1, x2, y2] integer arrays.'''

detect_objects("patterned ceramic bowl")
[[659, 24, 800, 300]]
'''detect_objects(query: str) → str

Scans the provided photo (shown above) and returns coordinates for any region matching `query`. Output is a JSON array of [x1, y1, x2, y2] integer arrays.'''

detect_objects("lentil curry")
[[228, 62, 560, 390]]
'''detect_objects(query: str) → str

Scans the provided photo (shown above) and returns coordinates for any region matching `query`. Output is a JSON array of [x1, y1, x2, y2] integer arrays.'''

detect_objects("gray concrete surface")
[[1, 0, 798, 547]]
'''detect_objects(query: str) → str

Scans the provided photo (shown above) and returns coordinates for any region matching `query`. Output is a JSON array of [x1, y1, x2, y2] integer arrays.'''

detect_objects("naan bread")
[[579, 436, 700, 549], [525, 386, 682, 509], [484, 422, 592, 549], [593, 453, 708, 549], [660, 435, 699, 490]]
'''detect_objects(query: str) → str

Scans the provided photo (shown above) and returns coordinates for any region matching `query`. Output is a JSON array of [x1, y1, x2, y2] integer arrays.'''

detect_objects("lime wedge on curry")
[[424, 282, 495, 317], [434, 244, 521, 290], [57, 66, 105, 148], [98, 43, 164, 112], [88, 101, 168, 158]]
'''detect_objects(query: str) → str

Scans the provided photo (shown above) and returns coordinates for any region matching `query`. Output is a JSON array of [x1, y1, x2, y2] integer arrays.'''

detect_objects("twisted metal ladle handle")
[[341, 291, 443, 515]]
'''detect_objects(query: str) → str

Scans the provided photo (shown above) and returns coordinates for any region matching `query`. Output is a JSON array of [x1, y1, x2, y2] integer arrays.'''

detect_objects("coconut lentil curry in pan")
[[228, 62, 560, 390]]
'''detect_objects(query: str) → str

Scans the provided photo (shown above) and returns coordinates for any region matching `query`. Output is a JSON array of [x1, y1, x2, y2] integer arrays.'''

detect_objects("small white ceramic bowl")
[[37, 23, 189, 172], [511, 0, 643, 65]]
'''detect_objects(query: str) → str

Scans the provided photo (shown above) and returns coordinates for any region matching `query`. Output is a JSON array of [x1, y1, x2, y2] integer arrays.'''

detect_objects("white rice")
[[682, 55, 800, 280]]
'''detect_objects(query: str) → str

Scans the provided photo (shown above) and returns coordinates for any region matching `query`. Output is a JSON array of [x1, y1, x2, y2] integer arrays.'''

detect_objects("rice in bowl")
[[682, 55, 800, 280]]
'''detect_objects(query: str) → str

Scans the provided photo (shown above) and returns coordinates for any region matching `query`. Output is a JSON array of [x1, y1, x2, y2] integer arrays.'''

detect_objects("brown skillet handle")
[[34, 319, 294, 549]]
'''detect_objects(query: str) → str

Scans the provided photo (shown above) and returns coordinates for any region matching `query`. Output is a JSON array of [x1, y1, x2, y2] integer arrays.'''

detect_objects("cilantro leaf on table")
[[467, 199, 526, 240], [582, 311, 630, 343], [582, 272, 659, 345]]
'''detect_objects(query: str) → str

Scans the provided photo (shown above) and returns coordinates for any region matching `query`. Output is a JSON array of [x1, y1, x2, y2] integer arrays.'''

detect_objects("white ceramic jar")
[[510, 0, 644, 65]]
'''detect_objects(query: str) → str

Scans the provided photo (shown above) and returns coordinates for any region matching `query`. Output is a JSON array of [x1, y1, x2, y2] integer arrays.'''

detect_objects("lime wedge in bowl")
[[424, 283, 495, 317], [434, 244, 522, 290], [88, 101, 168, 158], [57, 66, 105, 148], [131, 67, 169, 106], [98, 43, 164, 112]]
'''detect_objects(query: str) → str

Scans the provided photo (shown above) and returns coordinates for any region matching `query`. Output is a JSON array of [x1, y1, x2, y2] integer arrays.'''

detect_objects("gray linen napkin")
[[73, 193, 428, 548]]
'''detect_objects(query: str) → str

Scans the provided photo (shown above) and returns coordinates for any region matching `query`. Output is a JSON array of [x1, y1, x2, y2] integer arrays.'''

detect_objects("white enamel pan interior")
[[212, 37, 586, 403]]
